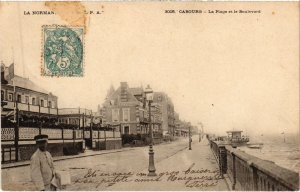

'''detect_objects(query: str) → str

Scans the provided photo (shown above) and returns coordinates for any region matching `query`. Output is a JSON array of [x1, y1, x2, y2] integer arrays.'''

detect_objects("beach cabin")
[[226, 130, 249, 146]]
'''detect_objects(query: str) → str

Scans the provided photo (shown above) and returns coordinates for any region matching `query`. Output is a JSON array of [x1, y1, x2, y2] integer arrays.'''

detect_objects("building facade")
[[1, 63, 121, 163], [1, 63, 85, 163], [100, 82, 162, 135], [1, 63, 59, 127], [153, 92, 175, 135]]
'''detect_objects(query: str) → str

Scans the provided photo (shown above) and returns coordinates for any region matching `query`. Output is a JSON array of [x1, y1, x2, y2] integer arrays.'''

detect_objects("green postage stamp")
[[41, 25, 84, 77]]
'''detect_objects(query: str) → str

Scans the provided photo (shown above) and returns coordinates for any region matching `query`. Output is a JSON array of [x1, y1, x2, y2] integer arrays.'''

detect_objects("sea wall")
[[209, 140, 299, 191]]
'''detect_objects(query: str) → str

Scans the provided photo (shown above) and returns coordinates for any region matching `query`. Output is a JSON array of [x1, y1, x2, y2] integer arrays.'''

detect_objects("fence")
[[1, 126, 121, 163], [209, 140, 299, 191]]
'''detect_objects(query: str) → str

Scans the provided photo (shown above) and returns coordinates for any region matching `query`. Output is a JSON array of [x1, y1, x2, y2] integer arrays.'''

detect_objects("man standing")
[[30, 134, 56, 191]]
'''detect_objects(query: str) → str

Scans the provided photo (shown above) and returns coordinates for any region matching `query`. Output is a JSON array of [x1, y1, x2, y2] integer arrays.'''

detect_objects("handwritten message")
[[74, 163, 222, 189]]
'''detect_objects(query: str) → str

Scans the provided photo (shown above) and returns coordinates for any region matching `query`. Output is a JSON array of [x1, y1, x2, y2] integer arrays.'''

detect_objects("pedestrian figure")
[[30, 134, 57, 191]]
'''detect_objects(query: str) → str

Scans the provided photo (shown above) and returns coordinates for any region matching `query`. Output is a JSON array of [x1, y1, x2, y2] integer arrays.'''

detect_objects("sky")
[[0, 2, 299, 136]]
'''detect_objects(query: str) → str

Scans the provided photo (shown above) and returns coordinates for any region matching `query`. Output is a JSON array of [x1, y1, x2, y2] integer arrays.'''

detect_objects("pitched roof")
[[9, 75, 50, 95], [129, 87, 143, 96], [103, 84, 144, 107]]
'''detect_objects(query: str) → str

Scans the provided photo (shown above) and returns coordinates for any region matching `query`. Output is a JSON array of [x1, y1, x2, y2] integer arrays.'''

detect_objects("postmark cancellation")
[[41, 25, 84, 77]]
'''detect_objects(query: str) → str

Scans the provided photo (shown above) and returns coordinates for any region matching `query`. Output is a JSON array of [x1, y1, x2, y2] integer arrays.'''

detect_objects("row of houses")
[[1, 62, 197, 163], [1, 63, 196, 137]]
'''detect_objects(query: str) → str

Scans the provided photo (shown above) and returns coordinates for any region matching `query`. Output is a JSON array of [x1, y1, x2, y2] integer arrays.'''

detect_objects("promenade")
[[105, 137, 228, 191], [2, 137, 228, 191]]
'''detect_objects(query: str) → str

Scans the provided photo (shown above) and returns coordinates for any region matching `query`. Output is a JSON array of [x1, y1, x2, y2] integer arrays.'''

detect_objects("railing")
[[63, 129, 73, 139], [3, 101, 58, 115], [84, 131, 91, 139], [1, 125, 122, 163], [106, 131, 114, 138], [84, 130, 121, 139], [209, 140, 299, 191], [49, 108, 57, 114], [1, 128, 15, 141], [30, 105, 39, 113], [58, 108, 92, 115], [19, 127, 39, 140], [1, 127, 81, 142]]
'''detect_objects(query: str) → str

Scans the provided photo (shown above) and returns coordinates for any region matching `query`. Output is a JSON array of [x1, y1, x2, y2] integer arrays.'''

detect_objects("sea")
[[238, 133, 300, 173]]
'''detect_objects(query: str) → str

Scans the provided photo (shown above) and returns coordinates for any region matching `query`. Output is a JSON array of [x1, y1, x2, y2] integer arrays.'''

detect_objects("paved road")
[[2, 136, 228, 191]]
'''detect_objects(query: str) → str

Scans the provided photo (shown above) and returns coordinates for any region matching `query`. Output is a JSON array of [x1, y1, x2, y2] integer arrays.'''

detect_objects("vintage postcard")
[[0, 1, 299, 191]]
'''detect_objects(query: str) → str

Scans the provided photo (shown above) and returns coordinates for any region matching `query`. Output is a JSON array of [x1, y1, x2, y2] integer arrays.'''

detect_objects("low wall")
[[105, 139, 122, 150], [209, 140, 299, 191], [92, 139, 122, 150], [1, 141, 85, 162], [19, 143, 64, 161], [1, 127, 121, 163], [63, 141, 84, 155]]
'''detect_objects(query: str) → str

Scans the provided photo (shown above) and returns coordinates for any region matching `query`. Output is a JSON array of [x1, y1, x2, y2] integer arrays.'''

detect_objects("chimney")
[[120, 82, 128, 102]]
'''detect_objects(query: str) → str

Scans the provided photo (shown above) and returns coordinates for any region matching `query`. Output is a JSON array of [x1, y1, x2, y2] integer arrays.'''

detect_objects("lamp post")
[[145, 85, 157, 176], [189, 126, 192, 150]]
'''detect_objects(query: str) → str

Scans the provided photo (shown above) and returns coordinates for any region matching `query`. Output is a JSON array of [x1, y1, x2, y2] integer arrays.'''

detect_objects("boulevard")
[[2, 136, 228, 191]]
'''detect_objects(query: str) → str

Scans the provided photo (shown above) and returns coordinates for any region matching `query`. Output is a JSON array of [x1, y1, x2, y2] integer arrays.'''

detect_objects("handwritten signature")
[[74, 163, 222, 188]]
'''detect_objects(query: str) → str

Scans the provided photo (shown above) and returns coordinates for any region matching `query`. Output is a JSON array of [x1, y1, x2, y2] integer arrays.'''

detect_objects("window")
[[25, 96, 29, 104], [52, 101, 55, 108], [17, 95, 21, 103], [110, 100, 114, 105], [1, 90, 4, 101], [158, 95, 162, 101], [124, 126, 130, 134], [112, 108, 119, 122], [136, 127, 141, 132], [48, 101, 52, 108], [122, 108, 130, 122], [41, 99, 44, 107], [8, 93, 13, 101], [32, 98, 36, 105]]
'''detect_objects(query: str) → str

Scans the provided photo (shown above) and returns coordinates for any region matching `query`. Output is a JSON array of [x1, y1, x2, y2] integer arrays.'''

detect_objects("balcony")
[[2, 101, 58, 115], [58, 108, 92, 115]]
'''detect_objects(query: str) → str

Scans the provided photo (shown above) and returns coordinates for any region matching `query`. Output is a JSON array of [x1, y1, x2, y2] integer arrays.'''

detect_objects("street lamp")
[[144, 84, 157, 177], [189, 126, 192, 150]]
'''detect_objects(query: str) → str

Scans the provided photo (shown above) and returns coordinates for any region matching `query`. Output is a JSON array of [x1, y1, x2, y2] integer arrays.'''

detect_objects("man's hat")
[[34, 134, 48, 142]]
